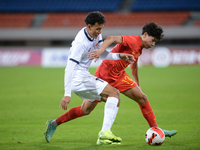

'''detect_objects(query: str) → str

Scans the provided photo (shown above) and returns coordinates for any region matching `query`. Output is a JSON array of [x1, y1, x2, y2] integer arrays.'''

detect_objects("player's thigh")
[[122, 86, 148, 104], [100, 83, 120, 99]]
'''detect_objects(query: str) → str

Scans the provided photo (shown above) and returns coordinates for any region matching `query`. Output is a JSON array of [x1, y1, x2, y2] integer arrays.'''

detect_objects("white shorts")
[[71, 73, 108, 101]]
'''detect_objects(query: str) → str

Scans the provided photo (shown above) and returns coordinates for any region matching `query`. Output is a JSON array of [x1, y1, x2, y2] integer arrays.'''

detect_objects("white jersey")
[[64, 27, 120, 100], [69, 27, 103, 71], [64, 27, 103, 97]]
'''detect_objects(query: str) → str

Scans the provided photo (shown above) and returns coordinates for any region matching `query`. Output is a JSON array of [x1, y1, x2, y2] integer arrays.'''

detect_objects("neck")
[[85, 27, 94, 41], [140, 35, 144, 48], [86, 27, 93, 38]]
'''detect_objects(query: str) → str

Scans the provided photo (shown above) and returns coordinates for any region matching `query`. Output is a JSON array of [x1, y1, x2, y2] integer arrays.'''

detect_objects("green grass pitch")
[[0, 66, 200, 150]]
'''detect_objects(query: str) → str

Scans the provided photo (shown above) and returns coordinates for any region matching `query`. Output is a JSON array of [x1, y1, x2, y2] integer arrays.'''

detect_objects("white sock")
[[101, 97, 119, 131], [111, 107, 119, 126], [51, 119, 58, 127]]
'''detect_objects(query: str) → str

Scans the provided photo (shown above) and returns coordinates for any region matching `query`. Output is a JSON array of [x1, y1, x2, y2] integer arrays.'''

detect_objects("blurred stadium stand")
[[0, 0, 123, 12], [41, 11, 190, 28], [0, 13, 34, 28], [131, 0, 200, 11], [0, 0, 199, 47]]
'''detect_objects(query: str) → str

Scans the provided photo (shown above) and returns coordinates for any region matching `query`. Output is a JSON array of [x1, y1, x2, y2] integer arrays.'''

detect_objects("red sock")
[[56, 105, 84, 125], [139, 101, 158, 127]]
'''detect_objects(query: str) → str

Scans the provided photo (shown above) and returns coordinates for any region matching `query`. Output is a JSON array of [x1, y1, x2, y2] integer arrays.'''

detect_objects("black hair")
[[84, 11, 106, 26], [142, 22, 164, 41]]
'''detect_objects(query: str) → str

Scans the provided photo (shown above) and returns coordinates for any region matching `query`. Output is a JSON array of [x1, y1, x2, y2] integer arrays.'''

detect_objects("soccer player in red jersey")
[[88, 22, 177, 137]]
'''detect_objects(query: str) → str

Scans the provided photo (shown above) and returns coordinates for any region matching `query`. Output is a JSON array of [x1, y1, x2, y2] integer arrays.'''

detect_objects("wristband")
[[112, 53, 120, 60]]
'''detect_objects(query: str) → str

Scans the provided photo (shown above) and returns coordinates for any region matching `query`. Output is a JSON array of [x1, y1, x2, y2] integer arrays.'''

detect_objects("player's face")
[[142, 32, 158, 49], [87, 22, 104, 39]]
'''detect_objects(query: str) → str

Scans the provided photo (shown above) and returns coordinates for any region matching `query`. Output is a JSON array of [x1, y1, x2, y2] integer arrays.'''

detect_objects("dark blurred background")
[[0, 0, 199, 47], [0, 0, 200, 67]]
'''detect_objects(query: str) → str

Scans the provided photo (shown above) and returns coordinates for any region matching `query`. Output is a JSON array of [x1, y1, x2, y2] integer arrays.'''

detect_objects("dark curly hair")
[[142, 22, 164, 41], [84, 11, 106, 26]]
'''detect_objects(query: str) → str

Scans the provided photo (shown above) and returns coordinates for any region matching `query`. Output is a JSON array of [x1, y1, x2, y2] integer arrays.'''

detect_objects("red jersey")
[[95, 35, 142, 92]]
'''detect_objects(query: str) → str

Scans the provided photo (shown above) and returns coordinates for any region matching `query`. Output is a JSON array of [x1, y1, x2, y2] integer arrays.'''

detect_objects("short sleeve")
[[121, 35, 137, 48], [69, 42, 85, 62]]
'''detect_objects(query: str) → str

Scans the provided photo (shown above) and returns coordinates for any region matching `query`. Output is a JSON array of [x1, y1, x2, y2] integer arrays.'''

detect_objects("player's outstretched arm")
[[88, 36, 122, 61], [90, 50, 135, 63], [63, 59, 77, 110]]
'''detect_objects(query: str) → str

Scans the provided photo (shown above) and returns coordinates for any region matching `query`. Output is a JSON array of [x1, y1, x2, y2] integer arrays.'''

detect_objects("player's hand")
[[60, 96, 71, 110], [119, 53, 136, 63], [88, 49, 102, 62]]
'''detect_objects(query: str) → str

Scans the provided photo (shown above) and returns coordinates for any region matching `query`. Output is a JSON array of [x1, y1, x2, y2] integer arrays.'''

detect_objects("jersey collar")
[[84, 28, 94, 42]]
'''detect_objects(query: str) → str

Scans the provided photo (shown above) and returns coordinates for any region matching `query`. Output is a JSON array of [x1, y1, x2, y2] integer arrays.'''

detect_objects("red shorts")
[[94, 69, 137, 93]]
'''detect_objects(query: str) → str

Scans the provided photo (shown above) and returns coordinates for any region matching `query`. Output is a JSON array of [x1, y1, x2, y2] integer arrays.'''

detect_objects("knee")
[[113, 89, 120, 104], [138, 93, 148, 105], [113, 88, 120, 100], [81, 108, 92, 115], [117, 99, 120, 107], [143, 93, 148, 101], [113, 89, 121, 106], [81, 103, 94, 116]]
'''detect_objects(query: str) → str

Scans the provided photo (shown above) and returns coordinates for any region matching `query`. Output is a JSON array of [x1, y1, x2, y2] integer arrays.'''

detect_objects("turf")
[[0, 66, 200, 150]]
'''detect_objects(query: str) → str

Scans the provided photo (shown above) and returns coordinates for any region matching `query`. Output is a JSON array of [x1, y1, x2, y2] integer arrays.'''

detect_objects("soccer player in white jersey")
[[44, 11, 135, 145]]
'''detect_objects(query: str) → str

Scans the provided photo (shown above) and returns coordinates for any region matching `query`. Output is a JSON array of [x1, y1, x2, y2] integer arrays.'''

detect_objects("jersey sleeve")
[[121, 35, 137, 48], [64, 60, 77, 97], [121, 35, 141, 62], [69, 42, 85, 63], [64, 42, 85, 97]]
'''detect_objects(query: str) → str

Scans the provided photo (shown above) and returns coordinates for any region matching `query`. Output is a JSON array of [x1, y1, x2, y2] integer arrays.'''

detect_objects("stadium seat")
[[42, 13, 87, 28], [0, 13, 34, 28]]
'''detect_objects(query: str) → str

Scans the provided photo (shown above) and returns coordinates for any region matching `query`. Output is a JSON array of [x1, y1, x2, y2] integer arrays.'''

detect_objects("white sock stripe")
[[51, 119, 58, 127]]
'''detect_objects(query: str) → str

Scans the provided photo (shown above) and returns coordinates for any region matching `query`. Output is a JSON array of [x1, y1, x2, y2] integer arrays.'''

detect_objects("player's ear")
[[87, 24, 92, 30], [143, 32, 148, 37]]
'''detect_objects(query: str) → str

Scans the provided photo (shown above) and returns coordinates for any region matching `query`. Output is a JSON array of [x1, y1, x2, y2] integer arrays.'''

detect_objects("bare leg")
[[81, 100, 99, 115], [122, 86, 157, 127], [122, 85, 147, 105]]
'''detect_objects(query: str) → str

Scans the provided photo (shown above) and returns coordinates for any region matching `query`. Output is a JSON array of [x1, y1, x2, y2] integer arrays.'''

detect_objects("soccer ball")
[[145, 127, 165, 146]]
